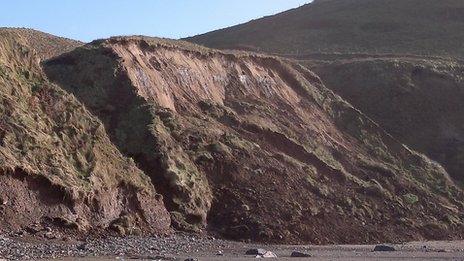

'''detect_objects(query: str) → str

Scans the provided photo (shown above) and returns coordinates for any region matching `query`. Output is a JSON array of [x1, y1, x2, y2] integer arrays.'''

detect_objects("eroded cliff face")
[[309, 58, 464, 186], [0, 30, 171, 236], [44, 37, 464, 244]]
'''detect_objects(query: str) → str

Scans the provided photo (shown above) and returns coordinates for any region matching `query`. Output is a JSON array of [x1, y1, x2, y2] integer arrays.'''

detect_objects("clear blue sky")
[[1, 0, 310, 42]]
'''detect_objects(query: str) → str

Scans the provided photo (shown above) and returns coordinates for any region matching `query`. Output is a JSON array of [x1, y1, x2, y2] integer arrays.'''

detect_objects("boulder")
[[291, 251, 311, 257], [246, 249, 268, 255], [373, 245, 396, 252]]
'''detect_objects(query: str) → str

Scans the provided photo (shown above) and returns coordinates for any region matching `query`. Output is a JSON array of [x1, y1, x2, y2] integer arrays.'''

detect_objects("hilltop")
[[187, 0, 464, 58], [0, 28, 82, 59]]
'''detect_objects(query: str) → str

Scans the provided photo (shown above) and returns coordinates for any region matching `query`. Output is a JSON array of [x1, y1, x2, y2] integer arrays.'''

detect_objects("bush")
[[403, 193, 419, 204]]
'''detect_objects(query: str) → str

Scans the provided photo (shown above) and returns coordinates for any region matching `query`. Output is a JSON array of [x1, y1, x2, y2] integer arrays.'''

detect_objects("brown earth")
[[43, 36, 464, 244], [306, 57, 464, 186], [184, 0, 464, 188], [0, 29, 171, 237]]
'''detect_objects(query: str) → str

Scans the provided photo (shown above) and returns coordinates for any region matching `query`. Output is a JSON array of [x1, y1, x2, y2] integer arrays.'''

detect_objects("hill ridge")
[[186, 0, 464, 58]]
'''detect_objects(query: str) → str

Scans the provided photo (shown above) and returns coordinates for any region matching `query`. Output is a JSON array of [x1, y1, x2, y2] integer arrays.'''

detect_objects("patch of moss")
[[403, 193, 419, 205], [222, 133, 258, 151], [207, 142, 231, 155], [157, 108, 180, 131]]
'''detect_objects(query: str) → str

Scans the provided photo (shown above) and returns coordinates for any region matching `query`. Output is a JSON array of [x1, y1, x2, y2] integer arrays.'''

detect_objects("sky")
[[1, 0, 310, 42]]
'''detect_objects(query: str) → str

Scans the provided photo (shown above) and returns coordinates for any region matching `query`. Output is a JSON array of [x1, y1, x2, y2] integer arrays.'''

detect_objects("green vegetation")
[[187, 0, 464, 58], [40, 34, 464, 243], [0, 27, 82, 59], [311, 58, 464, 184], [43, 41, 213, 231], [403, 193, 419, 205], [0, 30, 168, 234]]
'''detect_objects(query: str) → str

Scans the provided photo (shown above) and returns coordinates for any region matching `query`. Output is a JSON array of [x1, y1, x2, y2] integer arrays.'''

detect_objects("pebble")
[[0, 234, 222, 260], [261, 251, 277, 258], [246, 248, 268, 255]]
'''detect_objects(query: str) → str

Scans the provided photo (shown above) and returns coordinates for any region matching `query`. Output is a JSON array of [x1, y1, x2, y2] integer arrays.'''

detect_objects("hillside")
[[0, 28, 82, 59], [186, 0, 464, 187], [186, 0, 464, 58], [43, 36, 464, 244], [308, 58, 464, 186], [0, 29, 170, 237]]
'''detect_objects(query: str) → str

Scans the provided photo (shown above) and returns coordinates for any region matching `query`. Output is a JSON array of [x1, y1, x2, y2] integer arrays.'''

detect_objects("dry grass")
[[186, 0, 464, 58], [0, 28, 82, 60], [0, 29, 154, 195]]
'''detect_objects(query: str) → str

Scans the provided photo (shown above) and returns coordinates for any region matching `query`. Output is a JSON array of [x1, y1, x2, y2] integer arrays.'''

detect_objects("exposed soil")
[[184, 0, 464, 189], [43, 37, 464, 244], [0, 29, 171, 238], [1, 27, 464, 247]]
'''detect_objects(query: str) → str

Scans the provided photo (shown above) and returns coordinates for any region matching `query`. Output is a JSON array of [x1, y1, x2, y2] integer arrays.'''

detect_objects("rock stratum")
[[184, 0, 464, 192], [40, 36, 464, 243]]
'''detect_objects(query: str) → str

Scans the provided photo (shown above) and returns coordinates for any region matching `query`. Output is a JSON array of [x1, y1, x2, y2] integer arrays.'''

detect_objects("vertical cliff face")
[[0, 30, 171, 236], [44, 37, 464, 244], [309, 58, 464, 186]]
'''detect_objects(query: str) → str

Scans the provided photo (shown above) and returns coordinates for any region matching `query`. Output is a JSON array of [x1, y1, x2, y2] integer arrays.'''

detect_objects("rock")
[[130, 227, 142, 236], [77, 243, 87, 251], [25, 225, 41, 235], [216, 250, 224, 256], [246, 248, 277, 258], [291, 251, 311, 257], [261, 251, 277, 258], [44, 232, 56, 239], [111, 224, 126, 236], [184, 258, 198, 261], [373, 245, 396, 252], [246, 248, 267, 255]]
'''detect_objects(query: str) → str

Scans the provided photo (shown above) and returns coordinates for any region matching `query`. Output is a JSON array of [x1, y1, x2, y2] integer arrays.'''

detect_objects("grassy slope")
[[0, 28, 82, 59], [308, 57, 464, 184], [0, 31, 146, 191], [0, 29, 170, 235], [187, 0, 464, 58]]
